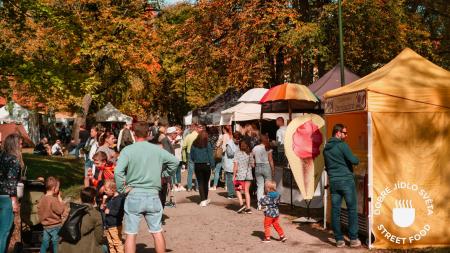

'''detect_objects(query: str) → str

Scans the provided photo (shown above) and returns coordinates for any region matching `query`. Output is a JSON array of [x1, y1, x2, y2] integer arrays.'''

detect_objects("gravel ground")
[[133, 185, 368, 253]]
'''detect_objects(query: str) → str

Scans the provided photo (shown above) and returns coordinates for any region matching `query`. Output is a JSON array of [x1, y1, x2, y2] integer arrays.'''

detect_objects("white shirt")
[[252, 144, 272, 164], [51, 143, 62, 154], [276, 126, 287, 145], [88, 141, 99, 160]]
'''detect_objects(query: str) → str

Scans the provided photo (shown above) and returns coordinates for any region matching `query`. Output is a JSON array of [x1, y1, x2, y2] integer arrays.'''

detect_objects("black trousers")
[[194, 163, 211, 201]]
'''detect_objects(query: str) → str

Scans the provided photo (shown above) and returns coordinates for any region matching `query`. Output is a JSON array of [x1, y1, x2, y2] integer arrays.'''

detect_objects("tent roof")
[[309, 64, 360, 100], [193, 89, 243, 125], [95, 102, 132, 123], [0, 102, 30, 122], [0, 123, 34, 146], [324, 48, 450, 111], [220, 102, 304, 124], [238, 88, 268, 103]]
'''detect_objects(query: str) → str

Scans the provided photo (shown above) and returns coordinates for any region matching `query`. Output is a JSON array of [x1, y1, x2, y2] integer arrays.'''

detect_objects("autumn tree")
[[0, 0, 160, 123]]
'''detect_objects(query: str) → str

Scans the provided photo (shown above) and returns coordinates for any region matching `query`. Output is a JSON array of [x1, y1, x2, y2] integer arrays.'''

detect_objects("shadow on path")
[[185, 195, 201, 204], [296, 224, 335, 246], [136, 243, 173, 253]]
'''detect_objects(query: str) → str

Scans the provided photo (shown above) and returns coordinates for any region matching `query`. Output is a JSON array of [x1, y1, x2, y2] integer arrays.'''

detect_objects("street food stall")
[[259, 83, 325, 209], [323, 48, 450, 249]]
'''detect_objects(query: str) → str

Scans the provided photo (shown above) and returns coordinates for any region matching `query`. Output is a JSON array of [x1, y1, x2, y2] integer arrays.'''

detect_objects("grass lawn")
[[23, 153, 84, 200]]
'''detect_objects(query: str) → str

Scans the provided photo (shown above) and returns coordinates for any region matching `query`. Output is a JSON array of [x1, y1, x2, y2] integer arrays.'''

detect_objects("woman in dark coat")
[[190, 130, 215, 207], [0, 134, 23, 253], [59, 187, 104, 253]]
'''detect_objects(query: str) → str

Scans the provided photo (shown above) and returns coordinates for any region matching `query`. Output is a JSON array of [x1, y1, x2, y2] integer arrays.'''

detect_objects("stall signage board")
[[325, 91, 366, 114]]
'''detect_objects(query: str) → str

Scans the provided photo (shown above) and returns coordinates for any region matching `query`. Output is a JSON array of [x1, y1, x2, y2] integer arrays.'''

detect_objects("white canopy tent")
[[0, 102, 31, 134], [95, 102, 132, 123], [237, 88, 268, 103], [220, 102, 304, 125]]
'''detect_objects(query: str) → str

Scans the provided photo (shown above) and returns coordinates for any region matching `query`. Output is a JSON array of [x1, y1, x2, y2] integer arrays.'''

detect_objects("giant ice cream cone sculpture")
[[285, 114, 325, 200]]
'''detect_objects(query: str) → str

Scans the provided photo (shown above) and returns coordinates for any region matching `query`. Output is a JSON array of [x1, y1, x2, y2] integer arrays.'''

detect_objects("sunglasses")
[[341, 131, 348, 135]]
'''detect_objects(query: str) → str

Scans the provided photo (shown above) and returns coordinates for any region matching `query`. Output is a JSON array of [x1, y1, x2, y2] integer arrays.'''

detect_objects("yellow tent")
[[324, 48, 450, 249]]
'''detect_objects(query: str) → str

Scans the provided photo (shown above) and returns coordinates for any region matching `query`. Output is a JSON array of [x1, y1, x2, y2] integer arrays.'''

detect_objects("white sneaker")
[[205, 199, 211, 205], [179, 186, 186, 191], [199, 200, 207, 207]]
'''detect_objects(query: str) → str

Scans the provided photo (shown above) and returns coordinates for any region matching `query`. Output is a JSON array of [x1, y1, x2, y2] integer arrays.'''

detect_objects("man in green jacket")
[[115, 122, 179, 253], [323, 123, 361, 248]]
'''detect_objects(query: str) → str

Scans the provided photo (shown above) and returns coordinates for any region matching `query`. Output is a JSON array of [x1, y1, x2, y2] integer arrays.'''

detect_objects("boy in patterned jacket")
[[259, 180, 287, 243]]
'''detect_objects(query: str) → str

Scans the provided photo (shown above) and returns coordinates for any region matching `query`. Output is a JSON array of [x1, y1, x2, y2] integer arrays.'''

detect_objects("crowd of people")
[[0, 118, 362, 253]]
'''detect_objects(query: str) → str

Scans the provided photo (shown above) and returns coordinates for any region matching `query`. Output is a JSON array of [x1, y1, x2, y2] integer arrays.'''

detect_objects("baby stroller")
[[16, 179, 46, 252]]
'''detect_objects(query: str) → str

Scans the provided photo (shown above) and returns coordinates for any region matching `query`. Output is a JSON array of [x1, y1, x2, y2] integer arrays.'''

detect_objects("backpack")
[[58, 202, 88, 244]]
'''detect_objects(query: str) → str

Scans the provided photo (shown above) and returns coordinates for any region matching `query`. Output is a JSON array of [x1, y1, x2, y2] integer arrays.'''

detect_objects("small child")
[[37, 177, 67, 253], [259, 180, 287, 243], [233, 139, 254, 214], [101, 180, 125, 253]]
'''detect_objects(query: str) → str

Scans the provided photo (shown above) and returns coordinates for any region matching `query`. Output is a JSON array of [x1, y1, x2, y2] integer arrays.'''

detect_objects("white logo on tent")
[[393, 200, 415, 228]]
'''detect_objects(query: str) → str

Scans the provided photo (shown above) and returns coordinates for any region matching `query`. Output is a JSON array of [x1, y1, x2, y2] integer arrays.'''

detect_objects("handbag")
[[214, 146, 223, 162]]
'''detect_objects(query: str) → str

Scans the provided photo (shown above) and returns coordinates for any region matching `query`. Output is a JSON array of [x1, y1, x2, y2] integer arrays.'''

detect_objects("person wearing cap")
[[167, 127, 184, 191]]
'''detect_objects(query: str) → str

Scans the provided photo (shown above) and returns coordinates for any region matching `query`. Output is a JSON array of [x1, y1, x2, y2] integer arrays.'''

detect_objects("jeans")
[[171, 164, 182, 185], [0, 196, 14, 253], [212, 160, 222, 187], [40, 226, 61, 253], [74, 142, 85, 159], [186, 155, 198, 190], [194, 163, 211, 201], [124, 191, 163, 234], [224, 172, 235, 197], [255, 163, 272, 202], [330, 178, 359, 241]]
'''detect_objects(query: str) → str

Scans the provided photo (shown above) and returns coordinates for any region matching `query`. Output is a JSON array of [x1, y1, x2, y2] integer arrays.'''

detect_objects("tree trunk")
[[275, 47, 284, 84], [73, 94, 92, 143]]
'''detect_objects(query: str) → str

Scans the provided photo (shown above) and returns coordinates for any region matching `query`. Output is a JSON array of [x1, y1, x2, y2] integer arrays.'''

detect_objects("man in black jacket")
[[323, 124, 361, 248]]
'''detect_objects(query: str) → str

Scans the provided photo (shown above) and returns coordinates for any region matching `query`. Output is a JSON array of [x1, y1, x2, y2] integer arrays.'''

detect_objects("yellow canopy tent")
[[324, 48, 450, 249]]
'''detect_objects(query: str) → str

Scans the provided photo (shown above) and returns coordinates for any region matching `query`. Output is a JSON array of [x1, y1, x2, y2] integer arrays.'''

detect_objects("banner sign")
[[371, 112, 450, 249], [325, 91, 366, 114]]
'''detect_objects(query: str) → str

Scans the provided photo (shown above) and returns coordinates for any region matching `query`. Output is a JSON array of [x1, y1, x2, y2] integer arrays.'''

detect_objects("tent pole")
[[367, 112, 373, 248], [338, 0, 345, 86], [323, 170, 328, 229], [288, 101, 292, 123]]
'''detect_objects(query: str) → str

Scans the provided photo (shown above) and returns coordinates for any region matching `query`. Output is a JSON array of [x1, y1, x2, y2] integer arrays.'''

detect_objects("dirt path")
[[134, 186, 369, 253]]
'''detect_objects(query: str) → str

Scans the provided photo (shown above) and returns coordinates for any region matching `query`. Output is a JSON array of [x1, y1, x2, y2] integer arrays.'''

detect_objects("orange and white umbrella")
[[259, 83, 319, 120]]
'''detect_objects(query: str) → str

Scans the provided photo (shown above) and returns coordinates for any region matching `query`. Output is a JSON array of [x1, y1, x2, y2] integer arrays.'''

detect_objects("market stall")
[[0, 123, 34, 147], [259, 83, 325, 209], [308, 64, 360, 101], [193, 89, 243, 125], [95, 102, 132, 123], [323, 48, 450, 249], [0, 102, 31, 131]]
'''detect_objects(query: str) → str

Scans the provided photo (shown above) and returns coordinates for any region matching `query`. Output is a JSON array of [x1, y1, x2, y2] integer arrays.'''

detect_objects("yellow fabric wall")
[[371, 112, 450, 249]]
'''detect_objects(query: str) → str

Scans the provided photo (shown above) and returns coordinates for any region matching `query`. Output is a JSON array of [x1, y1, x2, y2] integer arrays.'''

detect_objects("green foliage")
[[1, 0, 449, 123]]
